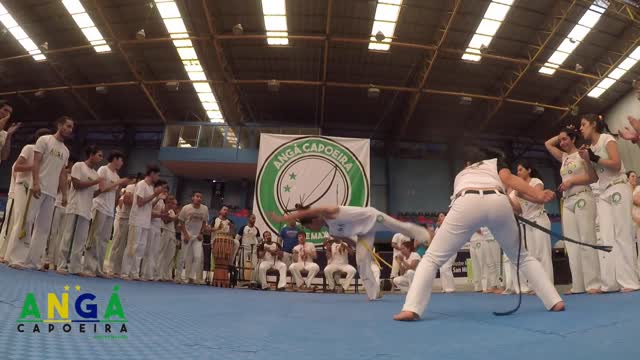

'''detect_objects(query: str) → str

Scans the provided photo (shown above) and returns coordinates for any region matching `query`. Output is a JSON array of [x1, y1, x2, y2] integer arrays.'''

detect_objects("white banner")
[[253, 134, 370, 244]]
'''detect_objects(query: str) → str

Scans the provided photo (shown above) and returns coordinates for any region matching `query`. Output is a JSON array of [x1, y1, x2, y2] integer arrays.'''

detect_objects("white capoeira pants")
[[481, 239, 501, 290], [597, 184, 640, 291], [562, 191, 602, 293], [522, 213, 554, 284], [470, 240, 483, 291], [0, 197, 15, 259], [45, 206, 65, 266], [109, 217, 129, 276], [83, 210, 114, 276], [158, 230, 177, 281], [289, 261, 320, 288], [175, 241, 186, 281], [66, 214, 91, 274], [439, 254, 456, 292], [325, 263, 357, 290], [259, 259, 287, 289], [355, 211, 430, 300], [142, 227, 162, 280], [393, 270, 416, 293], [403, 192, 562, 317], [183, 233, 203, 281], [121, 225, 150, 279], [6, 189, 56, 268]]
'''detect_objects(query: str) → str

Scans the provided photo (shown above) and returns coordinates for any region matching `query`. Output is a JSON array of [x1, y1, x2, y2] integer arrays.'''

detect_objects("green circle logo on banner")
[[256, 136, 369, 242]]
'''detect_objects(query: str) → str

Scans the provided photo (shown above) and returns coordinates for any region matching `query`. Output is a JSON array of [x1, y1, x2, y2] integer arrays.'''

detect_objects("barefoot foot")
[[393, 311, 420, 321], [550, 301, 565, 312]]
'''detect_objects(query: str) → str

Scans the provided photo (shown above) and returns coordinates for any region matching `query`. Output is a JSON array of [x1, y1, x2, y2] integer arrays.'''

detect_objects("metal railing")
[[162, 123, 321, 150]]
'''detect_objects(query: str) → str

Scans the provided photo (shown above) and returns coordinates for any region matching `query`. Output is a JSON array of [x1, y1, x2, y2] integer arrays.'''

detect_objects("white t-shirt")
[[161, 209, 176, 232], [129, 180, 154, 229], [178, 204, 209, 236], [329, 242, 349, 266], [324, 206, 379, 238], [14, 144, 35, 187], [560, 151, 590, 197], [392, 233, 411, 258], [292, 242, 317, 264], [453, 158, 504, 196], [117, 184, 136, 220], [470, 227, 494, 242], [8, 168, 16, 198], [66, 162, 99, 220], [33, 135, 69, 197], [632, 186, 640, 221], [213, 217, 232, 235], [92, 165, 120, 217], [510, 178, 545, 220], [400, 252, 421, 274], [237, 225, 260, 246], [590, 134, 626, 190], [262, 242, 279, 262], [151, 199, 164, 231]]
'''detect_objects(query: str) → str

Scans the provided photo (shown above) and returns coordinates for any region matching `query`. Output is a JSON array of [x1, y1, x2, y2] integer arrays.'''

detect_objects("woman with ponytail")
[[545, 125, 602, 294], [580, 114, 639, 292]]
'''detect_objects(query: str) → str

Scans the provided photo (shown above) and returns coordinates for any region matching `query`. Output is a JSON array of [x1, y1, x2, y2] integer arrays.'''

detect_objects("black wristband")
[[587, 148, 600, 163]]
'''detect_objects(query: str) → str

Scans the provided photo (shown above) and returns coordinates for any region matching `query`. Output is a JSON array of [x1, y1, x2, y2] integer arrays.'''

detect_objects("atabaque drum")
[[212, 233, 234, 287]]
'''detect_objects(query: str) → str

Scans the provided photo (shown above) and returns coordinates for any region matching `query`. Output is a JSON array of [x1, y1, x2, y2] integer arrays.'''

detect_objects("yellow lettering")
[[47, 293, 68, 320]]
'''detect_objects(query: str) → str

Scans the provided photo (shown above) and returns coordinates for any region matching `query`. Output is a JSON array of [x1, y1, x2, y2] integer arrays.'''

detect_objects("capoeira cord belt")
[[495, 214, 613, 317]]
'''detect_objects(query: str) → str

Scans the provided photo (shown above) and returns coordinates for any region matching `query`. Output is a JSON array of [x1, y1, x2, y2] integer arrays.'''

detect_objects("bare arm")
[[137, 189, 161, 207], [13, 156, 31, 173], [270, 205, 340, 223], [1, 124, 19, 161], [123, 191, 134, 206], [633, 191, 640, 207], [509, 195, 523, 215], [499, 169, 555, 204], [544, 136, 564, 162], [59, 168, 68, 206], [578, 150, 599, 184], [598, 141, 622, 172], [516, 183, 546, 204], [71, 176, 101, 190], [30, 152, 43, 197]]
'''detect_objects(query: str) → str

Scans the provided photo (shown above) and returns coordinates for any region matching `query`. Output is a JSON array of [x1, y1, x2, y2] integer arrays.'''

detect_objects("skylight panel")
[[588, 45, 640, 98], [368, 1, 403, 51], [155, 0, 225, 123], [62, 0, 111, 53], [461, 1, 513, 62], [261, 0, 288, 46], [0, 2, 46, 61], [539, 1, 608, 75]]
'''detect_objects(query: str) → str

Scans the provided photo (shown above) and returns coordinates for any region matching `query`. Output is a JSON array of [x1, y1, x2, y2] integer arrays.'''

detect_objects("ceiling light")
[[368, 1, 403, 51], [0, 2, 47, 61], [532, 106, 545, 114], [575, 63, 584, 73], [154, 0, 225, 123], [232, 23, 243, 35], [62, 0, 111, 53], [261, 0, 288, 46], [588, 44, 640, 98], [539, 1, 608, 75], [267, 79, 280, 92], [461, 1, 513, 62], [96, 86, 108, 94], [166, 81, 180, 91], [136, 29, 146, 40], [367, 86, 380, 99], [460, 96, 472, 105]]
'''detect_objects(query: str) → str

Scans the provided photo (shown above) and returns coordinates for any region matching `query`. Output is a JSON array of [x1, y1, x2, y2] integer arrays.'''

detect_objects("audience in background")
[[324, 236, 356, 293], [289, 231, 319, 292], [392, 241, 420, 293], [257, 231, 287, 291], [279, 219, 300, 266]]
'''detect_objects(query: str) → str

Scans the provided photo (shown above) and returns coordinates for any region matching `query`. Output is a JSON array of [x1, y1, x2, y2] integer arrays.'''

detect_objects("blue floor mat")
[[0, 264, 638, 360]]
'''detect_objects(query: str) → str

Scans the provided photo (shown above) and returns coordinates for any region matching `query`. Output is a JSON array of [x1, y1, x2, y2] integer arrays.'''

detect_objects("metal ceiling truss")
[[317, 0, 333, 129], [397, 0, 462, 137], [92, 0, 167, 123], [478, 0, 578, 131], [202, 0, 252, 125]]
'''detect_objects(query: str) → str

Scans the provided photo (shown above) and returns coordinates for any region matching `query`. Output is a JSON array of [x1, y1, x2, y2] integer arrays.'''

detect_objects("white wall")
[[605, 90, 640, 173]]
